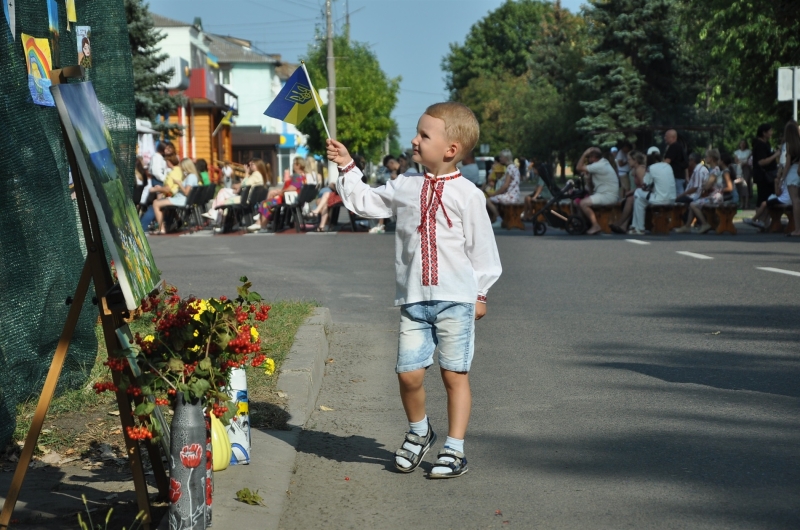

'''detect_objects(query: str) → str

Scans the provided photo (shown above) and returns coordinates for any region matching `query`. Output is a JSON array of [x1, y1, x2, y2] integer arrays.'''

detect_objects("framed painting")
[[52, 82, 160, 310]]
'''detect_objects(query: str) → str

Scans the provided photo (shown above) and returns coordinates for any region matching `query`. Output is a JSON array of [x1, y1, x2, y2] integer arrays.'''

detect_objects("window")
[[221, 69, 231, 85]]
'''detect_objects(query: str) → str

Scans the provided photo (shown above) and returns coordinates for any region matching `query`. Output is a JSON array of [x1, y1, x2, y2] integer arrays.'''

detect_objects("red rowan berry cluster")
[[93, 381, 118, 394], [126, 425, 153, 440], [250, 354, 266, 367], [253, 304, 271, 322], [183, 362, 197, 376], [211, 403, 228, 417], [227, 329, 260, 355], [126, 386, 143, 397], [154, 398, 170, 406], [104, 357, 127, 372]]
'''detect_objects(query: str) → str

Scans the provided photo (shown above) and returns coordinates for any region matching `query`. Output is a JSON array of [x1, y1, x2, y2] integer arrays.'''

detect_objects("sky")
[[147, 0, 585, 148]]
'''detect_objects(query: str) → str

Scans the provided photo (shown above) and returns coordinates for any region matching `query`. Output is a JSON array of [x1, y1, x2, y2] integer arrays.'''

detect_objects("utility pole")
[[345, 0, 350, 45]]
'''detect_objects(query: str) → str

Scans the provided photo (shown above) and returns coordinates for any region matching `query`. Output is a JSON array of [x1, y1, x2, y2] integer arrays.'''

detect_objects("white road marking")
[[676, 251, 714, 260], [756, 267, 800, 277], [625, 239, 650, 245]]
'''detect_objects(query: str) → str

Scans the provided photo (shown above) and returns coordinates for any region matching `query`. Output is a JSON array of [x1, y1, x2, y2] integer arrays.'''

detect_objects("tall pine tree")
[[125, 0, 182, 137], [577, 0, 694, 147]]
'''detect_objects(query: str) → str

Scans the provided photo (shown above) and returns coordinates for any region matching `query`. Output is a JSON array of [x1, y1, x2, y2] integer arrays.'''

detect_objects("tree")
[[300, 35, 400, 161], [576, 0, 697, 147], [679, 0, 800, 145], [125, 0, 183, 137], [442, 0, 553, 97]]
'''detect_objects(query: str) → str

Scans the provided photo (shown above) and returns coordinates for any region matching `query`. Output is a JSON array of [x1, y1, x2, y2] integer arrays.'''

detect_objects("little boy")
[[326, 102, 502, 478]]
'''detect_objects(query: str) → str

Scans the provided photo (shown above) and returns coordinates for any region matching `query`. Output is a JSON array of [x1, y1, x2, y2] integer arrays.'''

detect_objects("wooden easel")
[[0, 67, 168, 530]]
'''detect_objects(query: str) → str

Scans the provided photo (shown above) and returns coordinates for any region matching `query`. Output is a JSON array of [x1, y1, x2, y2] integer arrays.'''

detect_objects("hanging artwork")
[[3, 0, 15, 41], [21, 33, 55, 107], [46, 0, 59, 67], [65, 0, 76, 26], [76, 26, 90, 68], [51, 82, 161, 310]]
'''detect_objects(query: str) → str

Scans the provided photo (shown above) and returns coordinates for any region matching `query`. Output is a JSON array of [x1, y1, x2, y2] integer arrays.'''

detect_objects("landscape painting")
[[51, 82, 160, 310]]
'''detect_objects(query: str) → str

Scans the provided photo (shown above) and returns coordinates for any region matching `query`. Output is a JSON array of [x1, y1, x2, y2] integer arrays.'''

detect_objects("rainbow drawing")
[[21, 33, 55, 106]]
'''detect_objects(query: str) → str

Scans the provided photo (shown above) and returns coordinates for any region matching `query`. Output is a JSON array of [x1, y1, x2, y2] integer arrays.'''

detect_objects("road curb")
[[277, 307, 332, 428]]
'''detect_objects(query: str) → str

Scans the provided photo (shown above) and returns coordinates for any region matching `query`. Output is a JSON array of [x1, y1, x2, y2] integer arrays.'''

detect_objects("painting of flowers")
[[51, 82, 160, 310]]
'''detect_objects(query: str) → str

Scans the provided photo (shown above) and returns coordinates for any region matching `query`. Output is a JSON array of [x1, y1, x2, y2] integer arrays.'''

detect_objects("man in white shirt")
[[575, 147, 620, 235], [676, 153, 708, 206], [629, 149, 677, 234]]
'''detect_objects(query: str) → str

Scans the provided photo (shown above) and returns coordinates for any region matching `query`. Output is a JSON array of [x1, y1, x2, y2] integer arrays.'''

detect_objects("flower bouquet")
[[93, 277, 274, 440]]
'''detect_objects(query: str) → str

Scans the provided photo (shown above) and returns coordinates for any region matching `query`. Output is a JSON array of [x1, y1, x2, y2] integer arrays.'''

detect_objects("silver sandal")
[[428, 448, 468, 479], [394, 426, 436, 473]]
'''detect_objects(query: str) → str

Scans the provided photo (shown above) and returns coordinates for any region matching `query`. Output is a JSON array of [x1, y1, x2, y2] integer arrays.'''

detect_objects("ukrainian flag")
[[263, 67, 323, 126]]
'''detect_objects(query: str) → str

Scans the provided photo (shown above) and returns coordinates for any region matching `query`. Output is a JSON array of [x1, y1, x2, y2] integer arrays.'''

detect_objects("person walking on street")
[[327, 102, 502, 479]]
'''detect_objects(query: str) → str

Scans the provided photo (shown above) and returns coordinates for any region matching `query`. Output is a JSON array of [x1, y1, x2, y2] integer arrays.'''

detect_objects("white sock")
[[395, 416, 428, 469], [431, 436, 464, 475]]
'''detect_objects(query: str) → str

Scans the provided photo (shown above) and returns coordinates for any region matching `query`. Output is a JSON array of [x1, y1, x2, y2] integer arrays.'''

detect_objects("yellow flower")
[[188, 345, 201, 352], [143, 335, 154, 343], [191, 299, 209, 321], [263, 358, 275, 376], [250, 326, 259, 341], [193, 329, 199, 337]]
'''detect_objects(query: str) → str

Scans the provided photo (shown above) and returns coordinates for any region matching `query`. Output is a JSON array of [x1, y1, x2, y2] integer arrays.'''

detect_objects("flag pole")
[[300, 60, 332, 140]]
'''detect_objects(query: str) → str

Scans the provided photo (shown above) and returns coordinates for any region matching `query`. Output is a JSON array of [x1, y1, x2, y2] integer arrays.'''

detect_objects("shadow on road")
[[294, 429, 396, 472]]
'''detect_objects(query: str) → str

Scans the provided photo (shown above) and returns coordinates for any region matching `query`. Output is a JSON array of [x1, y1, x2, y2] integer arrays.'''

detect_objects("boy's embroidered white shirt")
[[337, 164, 502, 306]]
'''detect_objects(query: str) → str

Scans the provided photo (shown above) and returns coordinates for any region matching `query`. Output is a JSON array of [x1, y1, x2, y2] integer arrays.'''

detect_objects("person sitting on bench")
[[677, 149, 729, 234], [628, 149, 676, 235], [610, 150, 647, 233], [574, 147, 620, 235]]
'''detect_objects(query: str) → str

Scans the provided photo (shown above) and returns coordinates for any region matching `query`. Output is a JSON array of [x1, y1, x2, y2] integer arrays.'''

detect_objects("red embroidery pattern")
[[340, 160, 356, 174], [428, 181, 443, 285], [418, 173, 461, 286], [477, 294, 487, 303], [419, 179, 431, 286]]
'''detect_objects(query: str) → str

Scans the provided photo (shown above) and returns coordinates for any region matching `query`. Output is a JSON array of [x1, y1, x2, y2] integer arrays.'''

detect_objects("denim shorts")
[[397, 301, 475, 373]]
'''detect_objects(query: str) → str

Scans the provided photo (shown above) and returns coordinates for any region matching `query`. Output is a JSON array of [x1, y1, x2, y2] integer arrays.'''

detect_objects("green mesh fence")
[[0, 0, 136, 446]]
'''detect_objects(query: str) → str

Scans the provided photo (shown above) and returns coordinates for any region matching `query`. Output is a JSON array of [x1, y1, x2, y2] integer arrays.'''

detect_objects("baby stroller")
[[529, 171, 587, 236]]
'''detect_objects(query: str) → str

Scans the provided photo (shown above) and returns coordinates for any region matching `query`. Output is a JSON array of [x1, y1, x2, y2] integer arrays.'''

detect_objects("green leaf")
[[239, 276, 248, 283], [134, 401, 155, 416], [247, 292, 262, 302], [198, 358, 212, 371], [234, 488, 264, 506], [189, 378, 211, 398], [167, 358, 185, 373]]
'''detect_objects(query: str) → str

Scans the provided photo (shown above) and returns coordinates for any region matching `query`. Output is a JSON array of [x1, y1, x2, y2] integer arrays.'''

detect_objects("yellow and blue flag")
[[263, 67, 323, 125]]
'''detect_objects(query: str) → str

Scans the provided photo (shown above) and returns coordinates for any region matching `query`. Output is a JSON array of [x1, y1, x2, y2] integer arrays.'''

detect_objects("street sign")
[[777, 67, 799, 101], [777, 66, 799, 121]]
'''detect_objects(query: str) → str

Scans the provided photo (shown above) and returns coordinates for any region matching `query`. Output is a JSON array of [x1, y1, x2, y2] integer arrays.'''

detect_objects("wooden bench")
[[590, 203, 622, 234], [532, 198, 548, 222], [644, 204, 682, 235], [767, 204, 795, 233], [701, 203, 738, 235], [498, 203, 525, 230]]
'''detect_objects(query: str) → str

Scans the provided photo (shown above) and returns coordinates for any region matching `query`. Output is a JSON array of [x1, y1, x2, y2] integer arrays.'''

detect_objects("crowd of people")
[[133, 120, 800, 237], [455, 121, 800, 236]]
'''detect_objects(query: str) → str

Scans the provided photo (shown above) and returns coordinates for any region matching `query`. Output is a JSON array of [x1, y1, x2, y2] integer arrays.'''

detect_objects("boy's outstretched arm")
[[327, 138, 395, 219], [462, 192, 502, 319]]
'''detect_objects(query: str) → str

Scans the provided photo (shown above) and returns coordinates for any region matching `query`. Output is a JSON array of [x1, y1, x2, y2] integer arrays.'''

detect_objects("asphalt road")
[[149, 228, 800, 529]]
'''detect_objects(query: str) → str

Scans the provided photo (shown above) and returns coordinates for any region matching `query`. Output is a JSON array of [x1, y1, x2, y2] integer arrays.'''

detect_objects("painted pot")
[[226, 368, 251, 464], [169, 392, 207, 530]]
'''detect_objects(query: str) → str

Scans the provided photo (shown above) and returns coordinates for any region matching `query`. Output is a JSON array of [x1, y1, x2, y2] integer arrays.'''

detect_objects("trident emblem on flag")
[[285, 82, 313, 104]]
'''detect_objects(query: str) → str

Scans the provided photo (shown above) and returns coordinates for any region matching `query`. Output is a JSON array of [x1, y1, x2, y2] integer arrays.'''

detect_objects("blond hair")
[[179, 158, 198, 177], [423, 102, 480, 161], [293, 156, 306, 172]]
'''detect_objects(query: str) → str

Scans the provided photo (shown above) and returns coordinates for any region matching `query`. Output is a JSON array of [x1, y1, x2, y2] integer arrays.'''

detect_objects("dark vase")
[[169, 392, 207, 530], [204, 415, 213, 528]]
